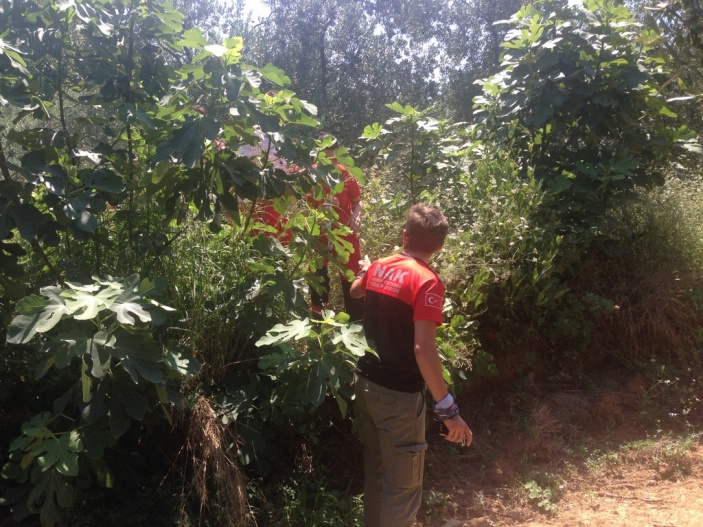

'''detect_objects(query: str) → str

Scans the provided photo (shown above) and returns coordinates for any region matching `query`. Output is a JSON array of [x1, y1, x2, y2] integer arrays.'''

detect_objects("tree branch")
[[0, 139, 12, 181], [31, 239, 65, 286]]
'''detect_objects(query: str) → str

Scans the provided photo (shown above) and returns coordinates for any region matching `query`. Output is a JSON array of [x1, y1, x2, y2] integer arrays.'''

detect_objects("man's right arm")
[[350, 256, 371, 298], [350, 277, 365, 298]]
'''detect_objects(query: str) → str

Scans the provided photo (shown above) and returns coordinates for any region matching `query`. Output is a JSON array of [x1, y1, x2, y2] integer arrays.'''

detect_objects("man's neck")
[[402, 249, 433, 264]]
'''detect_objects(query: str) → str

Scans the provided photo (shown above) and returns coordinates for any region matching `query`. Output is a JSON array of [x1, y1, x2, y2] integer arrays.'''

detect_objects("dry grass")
[[529, 391, 590, 437], [591, 270, 703, 364], [181, 396, 254, 527]]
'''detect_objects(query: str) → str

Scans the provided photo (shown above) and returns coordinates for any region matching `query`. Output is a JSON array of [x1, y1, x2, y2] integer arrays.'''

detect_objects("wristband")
[[432, 402, 460, 421], [354, 269, 367, 281], [434, 393, 454, 410]]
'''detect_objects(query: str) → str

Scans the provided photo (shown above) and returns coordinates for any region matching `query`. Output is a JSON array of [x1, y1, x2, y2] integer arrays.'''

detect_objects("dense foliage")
[[475, 0, 699, 249], [0, 0, 366, 524], [1, 0, 702, 526]]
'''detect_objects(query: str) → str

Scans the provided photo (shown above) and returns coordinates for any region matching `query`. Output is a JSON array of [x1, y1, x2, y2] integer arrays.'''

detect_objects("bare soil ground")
[[417, 372, 703, 527], [515, 459, 703, 527]]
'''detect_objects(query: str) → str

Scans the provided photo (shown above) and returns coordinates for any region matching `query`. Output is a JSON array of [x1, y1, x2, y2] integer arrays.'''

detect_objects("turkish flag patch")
[[425, 293, 442, 308]]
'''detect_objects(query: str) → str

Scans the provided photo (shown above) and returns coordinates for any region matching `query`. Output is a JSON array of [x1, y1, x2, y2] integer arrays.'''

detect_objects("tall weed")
[[581, 176, 703, 366], [163, 219, 310, 375], [433, 147, 579, 377], [616, 176, 703, 274]]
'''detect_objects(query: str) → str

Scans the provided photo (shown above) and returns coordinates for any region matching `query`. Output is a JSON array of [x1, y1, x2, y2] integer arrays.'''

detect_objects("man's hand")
[[441, 415, 473, 447], [348, 199, 362, 234], [359, 255, 371, 273], [348, 212, 361, 234]]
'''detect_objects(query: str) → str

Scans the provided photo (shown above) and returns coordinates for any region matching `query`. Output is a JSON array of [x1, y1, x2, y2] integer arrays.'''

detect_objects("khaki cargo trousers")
[[355, 375, 427, 527]]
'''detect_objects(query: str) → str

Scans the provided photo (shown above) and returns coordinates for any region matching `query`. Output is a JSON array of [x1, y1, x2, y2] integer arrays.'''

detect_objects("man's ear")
[[402, 229, 408, 245]]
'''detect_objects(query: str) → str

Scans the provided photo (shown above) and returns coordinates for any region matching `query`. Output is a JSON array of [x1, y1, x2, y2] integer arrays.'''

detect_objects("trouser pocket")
[[392, 443, 427, 488]]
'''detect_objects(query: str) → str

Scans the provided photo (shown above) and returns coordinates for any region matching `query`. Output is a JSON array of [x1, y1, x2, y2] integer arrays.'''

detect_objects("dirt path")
[[418, 377, 703, 527], [514, 458, 703, 527], [431, 443, 703, 527]]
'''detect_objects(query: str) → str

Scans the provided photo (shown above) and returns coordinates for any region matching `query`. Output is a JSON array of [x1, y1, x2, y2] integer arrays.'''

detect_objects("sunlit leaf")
[[258, 63, 291, 86], [7, 290, 67, 344], [256, 319, 312, 346], [204, 44, 228, 57]]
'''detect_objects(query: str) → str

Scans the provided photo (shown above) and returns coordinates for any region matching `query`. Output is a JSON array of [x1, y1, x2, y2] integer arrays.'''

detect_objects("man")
[[308, 136, 364, 320], [237, 90, 293, 241], [350, 204, 473, 527]]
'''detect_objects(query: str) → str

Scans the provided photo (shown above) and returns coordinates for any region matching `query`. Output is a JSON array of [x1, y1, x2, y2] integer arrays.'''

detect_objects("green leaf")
[[82, 169, 126, 193], [334, 393, 348, 416], [256, 319, 312, 346], [9, 433, 34, 453], [20, 412, 53, 439], [109, 275, 153, 325], [81, 358, 92, 402], [115, 331, 168, 384], [258, 63, 291, 87], [204, 44, 228, 57], [80, 423, 115, 460], [28, 471, 74, 527], [177, 27, 207, 49], [331, 324, 371, 357], [29, 432, 81, 476], [658, 106, 677, 118], [161, 346, 200, 377], [361, 123, 383, 139], [109, 393, 132, 438], [111, 297, 151, 324], [527, 104, 554, 128], [154, 118, 220, 168], [7, 314, 46, 345], [258, 352, 290, 372], [307, 362, 326, 407], [7, 289, 68, 344], [386, 102, 416, 115], [545, 175, 573, 194], [0, 79, 33, 106], [121, 354, 166, 384], [90, 330, 116, 378], [63, 198, 99, 233], [47, 330, 94, 370], [62, 285, 118, 320], [113, 376, 148, 421], [8, 203, 48, 241]]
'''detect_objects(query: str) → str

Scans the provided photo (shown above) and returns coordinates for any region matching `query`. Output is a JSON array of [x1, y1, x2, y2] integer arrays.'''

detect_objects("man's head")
[[403, 204, 448, 254], [315, 133, 339, 160]]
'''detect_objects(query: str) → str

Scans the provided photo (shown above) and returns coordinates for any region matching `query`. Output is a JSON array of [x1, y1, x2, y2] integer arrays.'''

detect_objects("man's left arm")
[[415, 320, 473, 446], [414, 320, 450, 404]]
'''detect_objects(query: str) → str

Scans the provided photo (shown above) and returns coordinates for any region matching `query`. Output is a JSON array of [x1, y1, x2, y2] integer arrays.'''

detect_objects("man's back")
[[356, 253, 444, 393]]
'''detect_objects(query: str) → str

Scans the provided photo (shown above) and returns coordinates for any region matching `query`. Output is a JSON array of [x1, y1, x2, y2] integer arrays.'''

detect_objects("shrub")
[[1, 275, 199, 526]]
